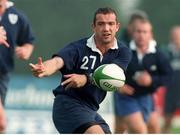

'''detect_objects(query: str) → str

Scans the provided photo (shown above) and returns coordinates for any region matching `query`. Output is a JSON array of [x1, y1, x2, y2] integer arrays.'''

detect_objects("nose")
[[103, 24, 110, 31]]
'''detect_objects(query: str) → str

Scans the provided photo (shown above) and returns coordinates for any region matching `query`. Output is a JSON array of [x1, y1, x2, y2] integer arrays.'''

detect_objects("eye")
[[97, 22, 104, 26], [109, 22, 115, 26]]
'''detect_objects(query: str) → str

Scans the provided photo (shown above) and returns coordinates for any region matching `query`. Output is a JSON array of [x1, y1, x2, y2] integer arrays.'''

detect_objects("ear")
[[92, 23, 95, 32], [116, 22, 120, 32]]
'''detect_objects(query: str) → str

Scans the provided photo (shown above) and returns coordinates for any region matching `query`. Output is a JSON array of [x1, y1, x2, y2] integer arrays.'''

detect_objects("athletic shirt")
[[125, 40, 173, 96], [0, 2, 35, 74], [53, 35, 132, 110]]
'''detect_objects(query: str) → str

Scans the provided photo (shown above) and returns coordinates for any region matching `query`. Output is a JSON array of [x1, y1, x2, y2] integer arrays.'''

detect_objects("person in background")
[[119, 10, 148, 46], [115, 11, 161, 133], [113, 19, 172, 133], [162, 25, 180, 133], [0, 0, 35, 132], [114, 11, 149, 133]]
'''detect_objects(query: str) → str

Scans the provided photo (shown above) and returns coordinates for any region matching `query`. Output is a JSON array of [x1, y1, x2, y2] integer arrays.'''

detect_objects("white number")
[[80, 56, 89, 70], [90, 55, 96, 69], [80, 55, 97, 70]]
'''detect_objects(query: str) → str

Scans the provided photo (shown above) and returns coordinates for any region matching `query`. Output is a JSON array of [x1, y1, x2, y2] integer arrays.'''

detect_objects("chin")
[[102, 39, 113, 44], [102, 41, 111, 45]]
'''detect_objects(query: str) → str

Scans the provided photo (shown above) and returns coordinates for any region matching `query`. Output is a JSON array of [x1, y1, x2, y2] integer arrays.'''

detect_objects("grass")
[[171, 127, 180, 133]]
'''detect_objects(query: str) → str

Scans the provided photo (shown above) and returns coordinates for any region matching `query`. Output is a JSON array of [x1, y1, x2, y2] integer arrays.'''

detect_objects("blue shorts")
[[53, 94, 111, 133], [114, 92, 153, 122]]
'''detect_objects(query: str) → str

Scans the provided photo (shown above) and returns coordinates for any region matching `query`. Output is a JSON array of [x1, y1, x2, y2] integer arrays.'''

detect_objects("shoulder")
[[117, 40, 129, 49], [116, 40, 132, 63], [6, 6, 30, 23], [117, 40, 132, 54]]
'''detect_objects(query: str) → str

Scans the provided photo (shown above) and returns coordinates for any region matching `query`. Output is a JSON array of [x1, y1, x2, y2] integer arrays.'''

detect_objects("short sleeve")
[[16, 13, 35, 46], [52, 43, 78, 70]]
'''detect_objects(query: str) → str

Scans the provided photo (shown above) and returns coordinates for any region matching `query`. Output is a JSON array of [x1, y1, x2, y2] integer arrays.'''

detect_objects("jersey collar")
[[129, 39, 157, 54], [86, 34, 118, 55], [6, 1, 14, 9]]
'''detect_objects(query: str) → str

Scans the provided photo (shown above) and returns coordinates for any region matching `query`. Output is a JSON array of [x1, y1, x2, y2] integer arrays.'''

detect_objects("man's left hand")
[[135, 71, 152, 86], [61, 74, 87, 90]]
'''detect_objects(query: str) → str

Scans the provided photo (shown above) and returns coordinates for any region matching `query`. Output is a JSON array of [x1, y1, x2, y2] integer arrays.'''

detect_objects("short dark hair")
[[93, 7, 118, 24], [132, 18, 153, 32], [129, 10, 149, 24]]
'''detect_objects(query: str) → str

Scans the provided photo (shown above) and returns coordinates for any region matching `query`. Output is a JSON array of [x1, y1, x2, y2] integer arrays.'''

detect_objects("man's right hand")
[[0, 26, 9, 48], [29, 57, 46, 78], [29, 56, 64, 78], [118, 84, 135, 95]]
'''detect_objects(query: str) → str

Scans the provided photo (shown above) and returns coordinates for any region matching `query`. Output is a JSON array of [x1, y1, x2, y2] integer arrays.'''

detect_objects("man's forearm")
[[43, 57, 64, 76], [17, 43, 34, 60], [23, 43, 34, 59]]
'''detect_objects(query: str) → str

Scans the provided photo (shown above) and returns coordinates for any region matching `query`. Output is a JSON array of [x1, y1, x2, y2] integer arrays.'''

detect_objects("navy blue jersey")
[[0, 4, 35, 74], [125, 41, 173, 97], [53, 36, 132, 110]]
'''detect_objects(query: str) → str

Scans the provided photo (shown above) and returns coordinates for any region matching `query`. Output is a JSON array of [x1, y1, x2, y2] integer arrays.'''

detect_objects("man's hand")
[[61, 74, 87, 90], [15, 44, 34, 60], [118, 84, 135, 95], [29, 57, 46, 78], [135, 71, 152, 86], [0, 26, 9, 48], [29, 57, 64, 78]]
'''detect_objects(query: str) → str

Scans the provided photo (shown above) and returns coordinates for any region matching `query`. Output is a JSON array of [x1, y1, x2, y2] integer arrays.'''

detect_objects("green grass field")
[[171, 127, 180, 133]]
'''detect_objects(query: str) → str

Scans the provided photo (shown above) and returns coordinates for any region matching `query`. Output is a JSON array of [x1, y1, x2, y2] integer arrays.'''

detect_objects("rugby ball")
[[92, 64, 125, 91]]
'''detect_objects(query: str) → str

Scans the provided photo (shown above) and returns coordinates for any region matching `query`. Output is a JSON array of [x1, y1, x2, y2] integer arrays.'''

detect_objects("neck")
[[137, 45, 148, 54], [94, 37, 114, 55]]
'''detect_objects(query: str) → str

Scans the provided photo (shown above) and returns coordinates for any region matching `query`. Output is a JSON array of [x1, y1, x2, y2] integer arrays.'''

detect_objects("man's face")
[[0, 0, 7, 16], [127, 19, 143, 37], [133, 21, 152, 48], [93, 13, 120, 45], [171, 27, 180, 49]]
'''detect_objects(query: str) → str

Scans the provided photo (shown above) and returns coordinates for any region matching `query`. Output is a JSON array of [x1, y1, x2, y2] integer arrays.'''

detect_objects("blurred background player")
[[162, 26, 180, 133], [119, 10, 148, 46], [113, 19, 172, 133], [0, 25, 9, 133], [29, 7, 132, 133], [114, 11, 149, 133], [0, 0, 35, 132], [114, 11, 161, 133]]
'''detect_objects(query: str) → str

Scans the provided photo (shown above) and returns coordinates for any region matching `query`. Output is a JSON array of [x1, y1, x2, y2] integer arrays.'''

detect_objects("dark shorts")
[[164, 73, 180, 114], [52, 94, 111, 133], [164, 70, 180, 115], [114, 92, 153, 122], [0, 74, 9, 105], [164, 88, 180, 114]]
